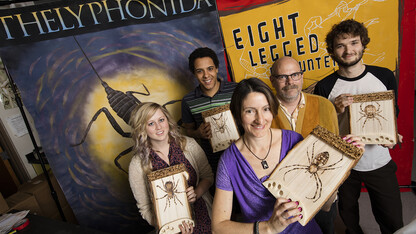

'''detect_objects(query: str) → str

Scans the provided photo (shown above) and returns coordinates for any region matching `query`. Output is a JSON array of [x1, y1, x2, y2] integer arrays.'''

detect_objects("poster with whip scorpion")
[[263, 126, 363, 226], [201, 104, 240, 153], [349, 90, 398, 144], [147, 164, 194, 234]]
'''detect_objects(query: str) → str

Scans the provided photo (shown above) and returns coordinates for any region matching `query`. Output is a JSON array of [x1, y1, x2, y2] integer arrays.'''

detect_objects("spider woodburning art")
[[147, 164, 194, 234], [202, 104, 240, 152], [156, 177, 186, 211], [263, 126, 363, 226], [279, 140, 344, 202], [349, 91, 397, 144], [357, 102, 387, 129]]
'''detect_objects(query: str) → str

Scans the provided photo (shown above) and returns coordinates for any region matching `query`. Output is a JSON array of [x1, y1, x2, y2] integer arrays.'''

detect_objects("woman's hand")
[[265, 198, 302, 233], [342, 134, 365, 152], [178, 220, 194, 234], [186, 186, 197, 204]]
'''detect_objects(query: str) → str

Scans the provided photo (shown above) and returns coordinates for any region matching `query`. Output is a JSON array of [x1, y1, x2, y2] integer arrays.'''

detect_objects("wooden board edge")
[[351, 90, 394, 103], [311, 126, 363, 160], [201, 104, 231, 118], [147, 164, 186, 181]]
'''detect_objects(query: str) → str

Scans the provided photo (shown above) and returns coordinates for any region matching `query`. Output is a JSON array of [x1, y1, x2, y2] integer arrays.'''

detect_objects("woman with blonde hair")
[[128, 102, 213, 233]]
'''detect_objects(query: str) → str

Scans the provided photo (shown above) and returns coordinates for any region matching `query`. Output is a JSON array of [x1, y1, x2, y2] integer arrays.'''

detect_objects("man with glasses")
[[270, 56, 339, 234], [270, 56, 338, 137]]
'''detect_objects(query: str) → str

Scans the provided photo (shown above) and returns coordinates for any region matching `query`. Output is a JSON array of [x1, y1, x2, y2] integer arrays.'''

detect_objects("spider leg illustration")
[[156, 184, 168, 193], [164, 195, 171, 212], [173, 194, 184, 206], [375, 113, 387, 128], [280, 165, 309, 180], [156, 193, 168, 200], [279, 164, 309, 170], [376, 112, 388, 121], [361, 116, 370, 128], [319, 166, 342, 175], [173, 179, 186, 194], [321, 153, 344, 168], [306, 173, 323, 202], [173, 178, 179, 190], [357, 111, 366, 122], [308, 141, 318, 165]]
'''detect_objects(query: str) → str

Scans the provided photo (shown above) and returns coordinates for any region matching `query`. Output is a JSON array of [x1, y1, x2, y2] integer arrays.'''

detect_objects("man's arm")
[[183, 122, 212, 139], [333, 94, 353, 114]]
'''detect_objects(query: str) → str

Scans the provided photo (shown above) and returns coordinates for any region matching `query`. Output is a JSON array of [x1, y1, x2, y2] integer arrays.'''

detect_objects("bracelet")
[[253, 221, 259, 234]]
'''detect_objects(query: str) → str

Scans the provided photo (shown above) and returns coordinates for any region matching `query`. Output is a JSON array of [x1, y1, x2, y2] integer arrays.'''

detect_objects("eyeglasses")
[[271, 72, 303, 83]]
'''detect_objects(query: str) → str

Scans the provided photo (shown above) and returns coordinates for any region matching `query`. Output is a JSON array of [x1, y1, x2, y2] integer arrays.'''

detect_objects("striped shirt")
[[181, 79, 237, 127], [181, 79, 237, 172]]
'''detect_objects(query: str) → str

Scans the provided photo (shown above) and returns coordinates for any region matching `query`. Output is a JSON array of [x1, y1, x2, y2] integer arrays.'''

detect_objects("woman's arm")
[[183, 137, 213, 203], [212, 188, 249, 233], [186, 178, 212, 203], [186, 137, 214, 184], [212, 188, 302, 234], [128, 157, 155, 226]]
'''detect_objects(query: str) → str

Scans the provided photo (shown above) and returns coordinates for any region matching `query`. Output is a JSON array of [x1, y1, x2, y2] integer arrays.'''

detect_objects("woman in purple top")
[[212, 78, 362, 234]]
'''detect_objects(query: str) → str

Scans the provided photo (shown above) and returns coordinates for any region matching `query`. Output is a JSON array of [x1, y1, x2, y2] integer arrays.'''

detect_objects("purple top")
[[216, 129, 322, 234]]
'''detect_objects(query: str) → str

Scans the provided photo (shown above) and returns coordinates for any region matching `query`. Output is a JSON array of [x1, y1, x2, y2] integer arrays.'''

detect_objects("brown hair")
[[230, 78, 278, 127], [326, 19, 370, 54]]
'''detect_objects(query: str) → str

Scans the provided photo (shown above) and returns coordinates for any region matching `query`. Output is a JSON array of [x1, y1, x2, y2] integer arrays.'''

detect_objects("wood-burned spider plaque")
[[147, 164, 194, 234], [349, 90, 397, 144], [263, 126, 363, 226], [201, 104, 240, 152]]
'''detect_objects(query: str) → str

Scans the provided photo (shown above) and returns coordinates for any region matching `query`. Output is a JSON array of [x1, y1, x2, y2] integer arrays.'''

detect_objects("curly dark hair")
[[325, 19, 370, 54], [188, 47, 219, 73]]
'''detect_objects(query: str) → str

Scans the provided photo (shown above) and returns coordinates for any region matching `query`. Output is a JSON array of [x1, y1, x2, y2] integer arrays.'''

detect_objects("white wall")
[[0, 102, 39, 179]]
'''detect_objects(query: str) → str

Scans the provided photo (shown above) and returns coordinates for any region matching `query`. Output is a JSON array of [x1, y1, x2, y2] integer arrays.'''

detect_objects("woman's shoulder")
[[220, 141, 240, 162], [129, 154, 142, 165], [183, 135, 196, 144], [182, 136, 198, 150], [271, 128, 303, 143], [280, 129, 302, 138], [128, 155, 144, 176]]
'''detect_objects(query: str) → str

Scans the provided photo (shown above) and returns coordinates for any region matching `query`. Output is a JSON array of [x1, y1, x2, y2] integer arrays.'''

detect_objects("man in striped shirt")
[[181, 47, 237, 175]]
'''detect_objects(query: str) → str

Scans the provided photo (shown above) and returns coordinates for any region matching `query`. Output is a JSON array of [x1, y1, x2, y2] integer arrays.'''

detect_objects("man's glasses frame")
[[271, 71, 303, 83]]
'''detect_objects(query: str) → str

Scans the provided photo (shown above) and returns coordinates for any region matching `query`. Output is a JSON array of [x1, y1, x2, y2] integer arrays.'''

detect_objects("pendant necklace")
[[243, 128, 272, 170]]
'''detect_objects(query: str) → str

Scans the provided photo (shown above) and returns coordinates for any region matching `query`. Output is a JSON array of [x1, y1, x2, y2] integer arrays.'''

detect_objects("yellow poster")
[[220, 0, 399, 89]]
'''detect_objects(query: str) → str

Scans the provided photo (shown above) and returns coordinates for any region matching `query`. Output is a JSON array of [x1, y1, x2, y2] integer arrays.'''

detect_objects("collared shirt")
[[181, 79, 237, 170], [278, 92, 306, 131], [181, 79, 237, 127]]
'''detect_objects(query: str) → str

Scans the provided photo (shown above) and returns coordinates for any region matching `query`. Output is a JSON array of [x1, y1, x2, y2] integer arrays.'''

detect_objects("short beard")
[[333, 50, 364, 68]]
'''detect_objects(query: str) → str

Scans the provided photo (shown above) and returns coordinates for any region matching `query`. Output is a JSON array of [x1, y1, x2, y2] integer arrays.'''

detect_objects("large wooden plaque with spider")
[[201, 104, 240, 152], [349, 90, 397, 144], [263, 126, 363, 226], [147, 164, 194, 234]]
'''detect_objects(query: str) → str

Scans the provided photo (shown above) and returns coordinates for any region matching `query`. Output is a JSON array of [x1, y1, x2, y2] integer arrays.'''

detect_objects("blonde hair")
[[129, 102, 185, 174]]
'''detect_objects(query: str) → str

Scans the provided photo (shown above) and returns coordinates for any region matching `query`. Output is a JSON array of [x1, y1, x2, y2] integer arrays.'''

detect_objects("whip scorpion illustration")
[[71, 37, 180, 173], [279, 141, 344, 202]]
